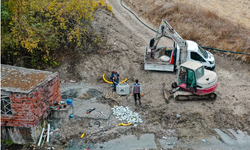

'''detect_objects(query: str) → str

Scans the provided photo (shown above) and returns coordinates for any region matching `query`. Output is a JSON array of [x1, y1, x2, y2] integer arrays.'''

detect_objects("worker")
[[110, 70, 120, 91], [132, 79, 143, 106], [149, 38, 155, 59]]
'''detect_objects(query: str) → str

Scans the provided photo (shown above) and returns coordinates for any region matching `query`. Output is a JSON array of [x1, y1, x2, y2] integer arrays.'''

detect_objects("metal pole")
[[47, 124, 50, 143], [38, 128, 45, 146]]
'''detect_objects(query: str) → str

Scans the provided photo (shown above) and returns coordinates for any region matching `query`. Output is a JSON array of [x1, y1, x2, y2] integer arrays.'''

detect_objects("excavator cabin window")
[[178, 67, 196, 92], [187, 69, 196, 90], [178, 67, 187, 87]]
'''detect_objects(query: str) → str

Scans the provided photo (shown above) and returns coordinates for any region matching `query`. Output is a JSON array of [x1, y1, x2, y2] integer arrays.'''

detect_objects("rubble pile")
[[111, 106, 142, 124]]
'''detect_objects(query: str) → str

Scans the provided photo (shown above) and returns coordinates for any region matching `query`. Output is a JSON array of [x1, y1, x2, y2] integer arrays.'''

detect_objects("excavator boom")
[[153, 20, 188, 65]]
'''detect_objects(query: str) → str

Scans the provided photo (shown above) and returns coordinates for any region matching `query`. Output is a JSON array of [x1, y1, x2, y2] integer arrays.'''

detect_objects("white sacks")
[[160, 55, 170, 62]]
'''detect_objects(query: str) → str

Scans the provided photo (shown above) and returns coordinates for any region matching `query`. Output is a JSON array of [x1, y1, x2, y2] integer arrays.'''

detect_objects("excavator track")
[[174, 91, 217, 101]]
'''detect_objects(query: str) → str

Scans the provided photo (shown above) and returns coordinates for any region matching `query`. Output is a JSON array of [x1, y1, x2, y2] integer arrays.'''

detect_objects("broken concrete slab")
[[73, 99, 112, 120], [159, 137, 178, 149], [96, 134, 157, 150]]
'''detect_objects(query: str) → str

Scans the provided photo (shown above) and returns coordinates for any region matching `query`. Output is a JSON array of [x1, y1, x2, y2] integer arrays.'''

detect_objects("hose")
[[120, 0, 250, 56], [103, 74, 128, 84], [118, 123, 132, 126]]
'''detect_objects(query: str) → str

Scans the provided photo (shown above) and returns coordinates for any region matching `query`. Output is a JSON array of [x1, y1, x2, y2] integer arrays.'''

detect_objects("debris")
[[70, 80, 76, 83], [69, 114, 73, 118], [94, 121, 101, 127], [201, 139, 207, 142], [163, 136, 167, 140], [176, 114, 180, 118], [86, 108, 96, 114], [49, 106, 57, 109], [111, 106, 142, 124], [81, 133, 85, 138], [166, 142, 173, 145]]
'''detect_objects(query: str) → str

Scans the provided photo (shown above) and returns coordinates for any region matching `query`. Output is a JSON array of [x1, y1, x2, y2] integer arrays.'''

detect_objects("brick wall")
[[1, 76, 61, 128]]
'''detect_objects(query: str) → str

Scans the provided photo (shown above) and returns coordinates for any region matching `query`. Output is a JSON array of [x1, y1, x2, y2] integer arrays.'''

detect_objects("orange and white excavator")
[[155, 20, 218, 100], [170, 60, 218, 101]]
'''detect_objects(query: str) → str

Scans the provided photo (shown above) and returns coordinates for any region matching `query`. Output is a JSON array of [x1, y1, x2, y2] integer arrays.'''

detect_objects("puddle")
[[214, 128, 235, 144], [211, 128, 250, 149]]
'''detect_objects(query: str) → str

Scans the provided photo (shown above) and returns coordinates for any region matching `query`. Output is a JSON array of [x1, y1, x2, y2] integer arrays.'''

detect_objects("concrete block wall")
[[1, 76, 61, 128]]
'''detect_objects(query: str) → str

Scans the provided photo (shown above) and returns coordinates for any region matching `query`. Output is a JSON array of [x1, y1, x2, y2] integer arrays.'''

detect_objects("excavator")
[[152, 20, 218, 100]]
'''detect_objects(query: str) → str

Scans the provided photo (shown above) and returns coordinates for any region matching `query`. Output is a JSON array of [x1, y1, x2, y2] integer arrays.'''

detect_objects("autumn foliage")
[[1, 0, 112, 68]]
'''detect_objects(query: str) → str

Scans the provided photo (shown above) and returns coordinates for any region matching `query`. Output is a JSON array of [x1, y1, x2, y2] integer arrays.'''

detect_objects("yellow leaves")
[[43, 55, 48, 63], [60, 22, 66, 30], [13, 52, 19, 55], [69, 35, 73, 42], [93, 0, 113, 13], [107, 4, 113, 13], [5, 0, 107, 68]]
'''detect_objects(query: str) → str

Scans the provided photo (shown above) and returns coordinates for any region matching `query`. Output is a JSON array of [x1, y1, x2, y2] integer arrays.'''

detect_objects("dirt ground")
[[47, 0, 250, 149]]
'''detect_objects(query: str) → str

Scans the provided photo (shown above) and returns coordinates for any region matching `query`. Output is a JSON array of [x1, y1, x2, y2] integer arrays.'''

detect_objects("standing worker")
[[110, 70, 120, 91], [132, 79, 143, 106]]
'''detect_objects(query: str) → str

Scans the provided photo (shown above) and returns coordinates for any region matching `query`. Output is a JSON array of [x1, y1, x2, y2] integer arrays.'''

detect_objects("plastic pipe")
[[38, 128, 45, 146], [81, 133, 85, 138], [47, 124, 50, 143], [118, 123, 132, 126], [102, 74, 128, 84]]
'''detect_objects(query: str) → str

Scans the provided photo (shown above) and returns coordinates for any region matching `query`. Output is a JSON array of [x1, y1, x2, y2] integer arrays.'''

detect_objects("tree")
[[1, 0, 112, 68]]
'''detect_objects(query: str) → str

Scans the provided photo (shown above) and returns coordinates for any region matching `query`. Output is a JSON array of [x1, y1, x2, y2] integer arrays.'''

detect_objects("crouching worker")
[[110, 70, 120, 91], [132, 79, 143, 106]]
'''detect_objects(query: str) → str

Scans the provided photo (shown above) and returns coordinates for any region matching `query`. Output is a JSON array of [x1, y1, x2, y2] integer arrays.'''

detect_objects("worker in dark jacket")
[[110, 70, 120, 91], [132, 79, 143, 106]]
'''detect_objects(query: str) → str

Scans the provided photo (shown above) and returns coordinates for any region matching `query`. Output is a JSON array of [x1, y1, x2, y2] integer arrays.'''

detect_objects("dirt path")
[[106, 0, 173, 47]]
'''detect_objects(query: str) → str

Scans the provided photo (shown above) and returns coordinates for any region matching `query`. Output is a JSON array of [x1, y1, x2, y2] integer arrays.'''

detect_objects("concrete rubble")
[[111, 106, 142, 124]]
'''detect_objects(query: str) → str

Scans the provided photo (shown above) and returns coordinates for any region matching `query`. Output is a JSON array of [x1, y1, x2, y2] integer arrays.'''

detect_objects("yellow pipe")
[[118, 123, 132, 126], [81, 133, 85, 138], [103, 74, 127, 84]]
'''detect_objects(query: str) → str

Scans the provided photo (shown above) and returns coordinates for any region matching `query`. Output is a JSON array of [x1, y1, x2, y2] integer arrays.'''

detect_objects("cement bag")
[[160, 55, 170, 62]]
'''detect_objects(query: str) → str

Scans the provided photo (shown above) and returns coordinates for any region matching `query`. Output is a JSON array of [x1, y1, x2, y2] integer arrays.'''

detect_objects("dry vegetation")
[[124, 0, 250, 62]]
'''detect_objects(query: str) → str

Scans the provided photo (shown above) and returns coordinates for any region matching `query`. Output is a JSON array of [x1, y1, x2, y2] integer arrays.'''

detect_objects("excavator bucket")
[[163, 83, 170, 103]]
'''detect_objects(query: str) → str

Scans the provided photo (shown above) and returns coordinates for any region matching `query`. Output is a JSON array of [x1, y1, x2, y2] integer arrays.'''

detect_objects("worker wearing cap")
[[110, 70, 120, 91], [132, 79, 143, 106]]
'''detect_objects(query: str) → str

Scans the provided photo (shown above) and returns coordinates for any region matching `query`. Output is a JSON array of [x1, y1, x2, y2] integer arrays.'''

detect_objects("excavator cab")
[[176, 61, 217, 97], [177, 64, 197, 93]]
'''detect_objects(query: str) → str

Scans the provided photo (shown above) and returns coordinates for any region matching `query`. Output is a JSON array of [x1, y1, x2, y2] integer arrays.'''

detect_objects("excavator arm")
[[152, 20, 188, 65]]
